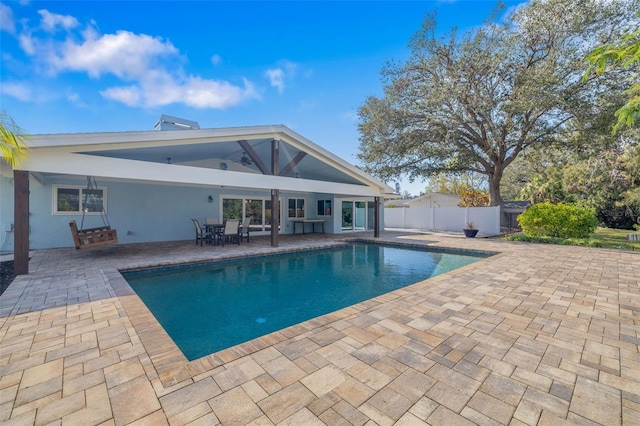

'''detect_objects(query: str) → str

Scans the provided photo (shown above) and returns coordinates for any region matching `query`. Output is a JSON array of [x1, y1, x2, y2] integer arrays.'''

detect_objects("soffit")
[[85, 138, 364, 185], [25, 125, 395, 194]]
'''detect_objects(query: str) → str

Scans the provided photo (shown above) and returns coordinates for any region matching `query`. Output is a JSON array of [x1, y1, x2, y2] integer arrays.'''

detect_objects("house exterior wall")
[[3, 125, 396, 254], [0, 174, 384, 251], [280, 193, 332, 235], [4, 176, 228, 250]]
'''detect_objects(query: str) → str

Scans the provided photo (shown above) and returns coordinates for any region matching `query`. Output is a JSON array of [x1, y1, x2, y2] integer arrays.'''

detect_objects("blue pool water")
[[123, 243, 490, 360]]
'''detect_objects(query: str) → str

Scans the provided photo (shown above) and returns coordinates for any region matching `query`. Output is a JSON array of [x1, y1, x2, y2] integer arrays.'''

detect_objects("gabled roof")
[[384, 199, 410, 207], [408, 192, 461, 203], [22, 124, 394, 197]]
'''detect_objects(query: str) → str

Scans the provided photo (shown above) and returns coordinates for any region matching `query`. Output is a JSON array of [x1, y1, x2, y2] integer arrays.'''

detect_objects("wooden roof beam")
[[237, 139, 271, 175], [279, 152, 307, 176]]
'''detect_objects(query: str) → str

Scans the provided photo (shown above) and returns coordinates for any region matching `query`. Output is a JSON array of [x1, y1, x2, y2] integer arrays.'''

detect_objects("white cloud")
[[8, 7, 260, 109], [100, 85, 141, 107], [264, 60, 301, 94], [179, 76, 259, 109], [18, 32, 35, 55], [66, 91, 82, 105], [1, 82, 32, 101], [102, 75, 259, 108], [265, 68, 285, 93], [211, 54, 222, 65], [281, 60, 298, 76], [38, 9, 79, 32], [0, 3, 16, 34], [49, 29, 179, 79]]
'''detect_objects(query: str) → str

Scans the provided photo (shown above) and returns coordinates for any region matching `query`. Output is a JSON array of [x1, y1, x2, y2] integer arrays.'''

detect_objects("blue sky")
[[1, 0, 527, 196]]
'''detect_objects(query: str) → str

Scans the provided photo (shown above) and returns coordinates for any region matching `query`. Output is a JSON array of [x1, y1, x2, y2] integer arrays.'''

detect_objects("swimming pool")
[[123, 242, 490, 360]]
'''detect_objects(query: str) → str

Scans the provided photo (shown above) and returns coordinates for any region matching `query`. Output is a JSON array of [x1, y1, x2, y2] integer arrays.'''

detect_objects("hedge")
[[517, 202, 598, 239]]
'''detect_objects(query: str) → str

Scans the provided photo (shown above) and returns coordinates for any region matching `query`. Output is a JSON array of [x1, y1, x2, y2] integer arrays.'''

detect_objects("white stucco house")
[[1, 116, 395, 270]]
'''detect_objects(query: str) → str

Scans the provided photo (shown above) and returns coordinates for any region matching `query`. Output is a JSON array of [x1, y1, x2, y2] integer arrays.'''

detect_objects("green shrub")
[[517, 202, 598, 239], [504, 233, 530, 242]]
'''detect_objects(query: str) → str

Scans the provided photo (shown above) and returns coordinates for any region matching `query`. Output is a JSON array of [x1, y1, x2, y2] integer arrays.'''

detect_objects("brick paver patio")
[[0, 231, 638, 425]]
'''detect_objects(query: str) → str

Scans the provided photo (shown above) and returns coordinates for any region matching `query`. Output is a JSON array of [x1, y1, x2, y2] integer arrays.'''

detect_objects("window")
[[341, 201, 353, 230], [53, 185, 106, 215], [222, 199, 242, 221], [288, 198, 305, 218], [317, 199, 332, 216]]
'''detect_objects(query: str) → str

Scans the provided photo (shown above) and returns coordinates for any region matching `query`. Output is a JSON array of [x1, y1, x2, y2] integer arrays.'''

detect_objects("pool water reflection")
[[123, 243, 490, 360]]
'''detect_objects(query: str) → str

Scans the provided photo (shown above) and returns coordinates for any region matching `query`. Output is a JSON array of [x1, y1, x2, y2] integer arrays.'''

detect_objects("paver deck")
[[0, 231, 638, 425]]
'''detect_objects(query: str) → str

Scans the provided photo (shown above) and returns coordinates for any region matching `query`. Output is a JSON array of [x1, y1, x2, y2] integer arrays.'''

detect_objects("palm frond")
[[0, 112, 29, 169]]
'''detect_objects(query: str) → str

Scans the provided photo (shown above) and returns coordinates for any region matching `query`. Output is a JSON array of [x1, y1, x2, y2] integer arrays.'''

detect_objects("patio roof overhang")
[[20, 124, 395, 197]]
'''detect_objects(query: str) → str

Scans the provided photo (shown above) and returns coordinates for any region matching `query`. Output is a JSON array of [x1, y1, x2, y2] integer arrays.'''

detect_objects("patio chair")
[[205, 217, 219, 225], [240, 217, 251, 243], [220, 219, 240, 246], [191, 218, 210, 246]]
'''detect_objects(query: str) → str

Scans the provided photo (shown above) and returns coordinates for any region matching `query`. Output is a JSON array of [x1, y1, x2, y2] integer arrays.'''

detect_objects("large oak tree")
[[585, 11, 640, 133], [357, 0, 638, 205]]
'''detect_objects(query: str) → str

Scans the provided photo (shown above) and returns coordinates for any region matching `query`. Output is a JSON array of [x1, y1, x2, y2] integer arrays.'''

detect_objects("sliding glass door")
[[222, 197, 281, 234], [354, 201, 366, 230], [341, 201, 353, 231], [342, 200, 370, 231], [222, 199, 242, 220], [245, 199, 264, 231]]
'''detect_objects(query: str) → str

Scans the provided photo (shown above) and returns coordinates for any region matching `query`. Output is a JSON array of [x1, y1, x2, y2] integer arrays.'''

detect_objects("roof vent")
[[154, 114, 200, 131]]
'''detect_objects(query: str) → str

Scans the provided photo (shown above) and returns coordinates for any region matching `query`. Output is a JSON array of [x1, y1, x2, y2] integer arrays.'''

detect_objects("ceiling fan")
[[239, 151, 253, 166]]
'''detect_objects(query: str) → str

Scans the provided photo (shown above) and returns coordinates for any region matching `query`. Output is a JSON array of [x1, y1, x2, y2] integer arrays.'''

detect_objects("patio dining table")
[[203, 223, 225, 245], [204, 222, 247, 245]]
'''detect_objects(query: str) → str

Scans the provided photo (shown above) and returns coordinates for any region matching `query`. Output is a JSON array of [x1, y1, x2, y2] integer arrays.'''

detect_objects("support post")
[[14, 170, 29, 275], [271, 189, 279, 247], [374, 196, 380, 238], [270, 139, 280, 247]]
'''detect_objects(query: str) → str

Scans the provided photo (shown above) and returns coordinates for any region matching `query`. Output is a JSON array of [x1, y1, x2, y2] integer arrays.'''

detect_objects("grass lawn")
[[505, 227, 640, 251], [589, 227, 640, 251]]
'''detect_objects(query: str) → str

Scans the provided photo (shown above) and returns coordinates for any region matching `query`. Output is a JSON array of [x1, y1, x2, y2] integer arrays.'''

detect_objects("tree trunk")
[[488, 170, 503, 207], [488, 170, 506, 230]]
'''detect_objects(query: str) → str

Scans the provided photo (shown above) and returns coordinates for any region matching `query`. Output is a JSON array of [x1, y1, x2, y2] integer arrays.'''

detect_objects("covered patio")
[[1, 232, 638, 425], [3, 119, 395, 274]]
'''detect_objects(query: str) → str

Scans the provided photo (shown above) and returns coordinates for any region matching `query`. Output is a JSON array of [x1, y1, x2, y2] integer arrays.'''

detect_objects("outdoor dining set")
[[191, 217, 251, 246]]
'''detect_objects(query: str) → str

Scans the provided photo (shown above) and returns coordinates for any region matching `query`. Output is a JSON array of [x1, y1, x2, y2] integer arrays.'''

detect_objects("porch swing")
[[68, 176, 119, 250]]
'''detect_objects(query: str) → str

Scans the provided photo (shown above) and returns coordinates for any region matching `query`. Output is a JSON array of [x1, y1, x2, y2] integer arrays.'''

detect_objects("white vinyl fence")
[[384, 206, 501, 236]]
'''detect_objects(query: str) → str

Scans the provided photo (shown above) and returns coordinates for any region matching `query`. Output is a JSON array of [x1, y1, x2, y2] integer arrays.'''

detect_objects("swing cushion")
[[69, 220, 118, 249]]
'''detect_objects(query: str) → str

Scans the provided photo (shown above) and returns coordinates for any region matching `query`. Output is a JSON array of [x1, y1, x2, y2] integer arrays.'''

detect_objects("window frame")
[[288, 198, 306, 218], [52, 185, 108, 215], [317, 199, 332, 216], [220, 195, 283, 233]]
